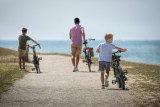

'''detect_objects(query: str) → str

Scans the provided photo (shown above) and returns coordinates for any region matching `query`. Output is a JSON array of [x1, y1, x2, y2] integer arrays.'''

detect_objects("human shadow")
[[78, 70, 98, 73], [107, 88, 130, 91], [28, 71, 43, 74]]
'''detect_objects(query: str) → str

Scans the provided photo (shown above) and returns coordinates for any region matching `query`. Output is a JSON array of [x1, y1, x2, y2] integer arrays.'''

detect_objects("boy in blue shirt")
[[96, 33, 127, 89]]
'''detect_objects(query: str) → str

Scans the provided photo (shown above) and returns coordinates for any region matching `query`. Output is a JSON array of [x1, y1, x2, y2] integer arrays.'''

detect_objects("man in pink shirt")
[[70, 18, 86, 72]]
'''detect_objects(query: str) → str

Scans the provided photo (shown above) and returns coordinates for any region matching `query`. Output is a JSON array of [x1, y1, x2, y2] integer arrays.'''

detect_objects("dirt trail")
[[0, 55, 135, 107]]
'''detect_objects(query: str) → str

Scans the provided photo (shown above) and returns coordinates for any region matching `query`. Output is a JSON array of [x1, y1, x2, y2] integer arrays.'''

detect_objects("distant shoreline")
[[1, 40, 160, 41], [0, 40, 160, 65], [0, 46, 160, 66]]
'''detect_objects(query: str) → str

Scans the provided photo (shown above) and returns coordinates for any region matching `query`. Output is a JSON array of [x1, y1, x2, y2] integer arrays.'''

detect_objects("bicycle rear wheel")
[[117, 77, 121, 88], [87, 60, 91, 72], [86, 50, 92, 72], [118, 66, 125, 90]]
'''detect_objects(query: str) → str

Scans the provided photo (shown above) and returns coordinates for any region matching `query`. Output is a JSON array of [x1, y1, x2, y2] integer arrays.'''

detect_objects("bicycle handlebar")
[[83, 39, 95, 44], [112, 50, 122, 54], [27, 44, 41, 49], [89, 39, 95, 41]]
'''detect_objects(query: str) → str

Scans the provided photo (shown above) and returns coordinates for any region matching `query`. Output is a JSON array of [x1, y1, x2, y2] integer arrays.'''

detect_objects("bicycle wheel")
[[38, 66, 41, 73], [87, 59, 91, 72], [116, 72, 121, 88], [34, 64, 39, 73], [118, 66, 125, 90], [116, 77, 121, 88]]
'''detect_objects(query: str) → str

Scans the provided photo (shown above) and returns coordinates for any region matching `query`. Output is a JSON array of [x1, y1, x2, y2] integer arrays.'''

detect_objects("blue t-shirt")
[[97, 42, 116, 62]]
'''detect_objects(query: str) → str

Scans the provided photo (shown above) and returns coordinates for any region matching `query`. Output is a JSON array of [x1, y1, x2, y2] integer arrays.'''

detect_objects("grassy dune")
[[0, 47, 18, 63], [0, 47, 30, 99]]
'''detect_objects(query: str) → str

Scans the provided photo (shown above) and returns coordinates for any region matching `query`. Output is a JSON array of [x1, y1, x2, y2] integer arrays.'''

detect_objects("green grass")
[[0, 47, 17, 56], [121, 61, 160, 91], [0, 47, 18, 63], [0, 47, 30, 99], [0, 64, 30, 99]]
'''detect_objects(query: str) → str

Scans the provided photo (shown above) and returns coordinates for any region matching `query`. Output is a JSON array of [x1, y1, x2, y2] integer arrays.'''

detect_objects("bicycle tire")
[[34, 64, 39, 73], [114, 68, 121, 88], [117, 77, 121, 88], [86, 50, 92, 72], [38, 66, 41, 73], [118, 66, 125, 90], [88, 60, 91, 72]]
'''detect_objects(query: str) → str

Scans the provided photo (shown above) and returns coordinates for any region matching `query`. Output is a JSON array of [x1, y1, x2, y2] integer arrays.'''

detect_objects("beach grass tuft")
[[0, 47, 30, 99], [0, 64, 30, 99]]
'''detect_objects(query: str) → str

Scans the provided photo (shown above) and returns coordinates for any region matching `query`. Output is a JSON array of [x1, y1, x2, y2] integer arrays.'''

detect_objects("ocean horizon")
[[0, 40, 160, 65]]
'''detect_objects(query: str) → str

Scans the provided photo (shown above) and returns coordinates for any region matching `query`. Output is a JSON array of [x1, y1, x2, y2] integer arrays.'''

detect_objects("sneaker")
[[22, 67, 25, 70], [105, 80, 109, 87], [102, 84, 105, 89], [73, 66, 76, 72], [75, 67, 79, 71]]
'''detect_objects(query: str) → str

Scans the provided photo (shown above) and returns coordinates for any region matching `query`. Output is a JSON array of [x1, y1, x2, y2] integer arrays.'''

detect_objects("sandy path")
[[0, 55, 135, 107]]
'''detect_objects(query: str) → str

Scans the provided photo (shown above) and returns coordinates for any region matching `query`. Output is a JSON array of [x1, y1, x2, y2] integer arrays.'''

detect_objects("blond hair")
[[104, 33, 113, 41]]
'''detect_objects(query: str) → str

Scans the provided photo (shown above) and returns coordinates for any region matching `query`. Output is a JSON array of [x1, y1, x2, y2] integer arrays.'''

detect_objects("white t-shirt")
[[97, 42, 116, 62]]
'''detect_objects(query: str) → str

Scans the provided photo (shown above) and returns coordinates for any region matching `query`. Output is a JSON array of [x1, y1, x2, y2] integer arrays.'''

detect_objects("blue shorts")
[[99, 61, 110, 71]]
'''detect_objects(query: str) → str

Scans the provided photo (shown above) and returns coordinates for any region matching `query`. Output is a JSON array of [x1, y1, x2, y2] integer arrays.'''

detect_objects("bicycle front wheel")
[[87, 60, 91, 72]]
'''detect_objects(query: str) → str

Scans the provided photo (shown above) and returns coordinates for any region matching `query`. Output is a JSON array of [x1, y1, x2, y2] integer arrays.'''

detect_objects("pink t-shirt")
[[70, 24, 84, 45]]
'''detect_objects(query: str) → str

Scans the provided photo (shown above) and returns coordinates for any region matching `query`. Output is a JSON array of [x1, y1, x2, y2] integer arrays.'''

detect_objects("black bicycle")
[[82, 39, 95, 72], [112, 50, 128, 90], [27, 44, 42, 73]]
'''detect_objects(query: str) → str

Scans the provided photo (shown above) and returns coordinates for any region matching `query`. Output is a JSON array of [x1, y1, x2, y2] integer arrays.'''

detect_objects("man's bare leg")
[[22, 57, 25, 69], [19, 57, 22, 69], [71, 55, 75, 67], [75, 54, 80, 68]]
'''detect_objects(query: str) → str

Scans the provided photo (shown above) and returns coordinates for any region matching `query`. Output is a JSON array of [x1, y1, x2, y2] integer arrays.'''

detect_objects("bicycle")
[[111, 50, 128, 90], [82, 39, 95, 72], [27, 44, 42, 73]]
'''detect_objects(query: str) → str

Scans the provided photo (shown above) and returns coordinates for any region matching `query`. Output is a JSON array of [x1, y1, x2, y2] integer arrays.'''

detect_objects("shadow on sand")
[[77, 70, 98, 73], [28, 71, 43, 74], [107, 88, 130, 91]]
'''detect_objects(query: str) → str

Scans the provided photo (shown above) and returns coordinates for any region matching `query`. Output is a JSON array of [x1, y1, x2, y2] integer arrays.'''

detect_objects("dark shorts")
[[99, 61, 110, 71]]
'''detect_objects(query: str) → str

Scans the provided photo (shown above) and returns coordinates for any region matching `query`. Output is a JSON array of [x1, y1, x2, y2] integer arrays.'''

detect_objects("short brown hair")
[[22, 28, 27, 34], [74, 18, 80, 24], [104, 33, 113, 41]]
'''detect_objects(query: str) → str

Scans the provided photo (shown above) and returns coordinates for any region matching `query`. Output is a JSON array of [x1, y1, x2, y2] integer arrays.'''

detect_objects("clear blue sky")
[[0, 0, 160, 40]]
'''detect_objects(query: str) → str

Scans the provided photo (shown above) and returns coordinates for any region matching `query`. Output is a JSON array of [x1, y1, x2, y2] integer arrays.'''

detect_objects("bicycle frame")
[[83, 39, 95, 72], [112, 50, 128, 90], [27, 44, 42, 73]]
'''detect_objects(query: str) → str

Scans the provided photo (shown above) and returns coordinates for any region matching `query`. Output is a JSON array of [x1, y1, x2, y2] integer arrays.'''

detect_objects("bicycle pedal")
[[123, 70, 128, 75], [32, 68, 35, 71], [112, 80, 116, 84]]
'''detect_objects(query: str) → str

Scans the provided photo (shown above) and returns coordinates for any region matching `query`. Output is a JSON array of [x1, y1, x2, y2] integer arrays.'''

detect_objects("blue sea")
[[0, 40, 160, 65]]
